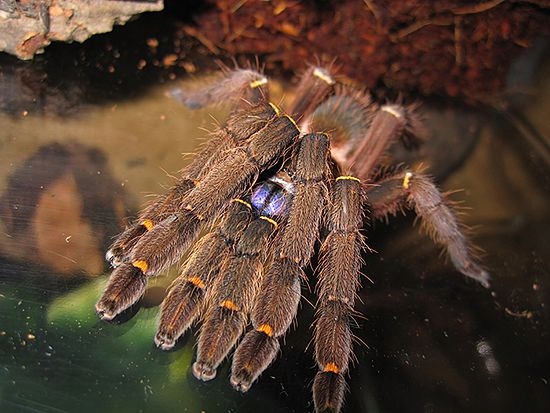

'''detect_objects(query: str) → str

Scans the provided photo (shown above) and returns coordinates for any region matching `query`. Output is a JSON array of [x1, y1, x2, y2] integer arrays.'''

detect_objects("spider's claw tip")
[[95, 306, 115, 321], [192, 361, 217, 381], [154, 332, 176, 350], [105, 249, 122, 268], [95, 299, 118, 321], [477, 270, 491, 289], [230, 374, 252, 393], [453, 258, 491, 289], [466, 267, 491, 289]]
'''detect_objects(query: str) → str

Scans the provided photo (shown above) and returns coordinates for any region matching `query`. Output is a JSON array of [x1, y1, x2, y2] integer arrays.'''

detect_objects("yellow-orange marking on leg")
[[220, 300, 239, 311], [187, 276, 206, 289], [402, 172, 413, 189], [323, 362, 340, 374], [284, 114, 299, 129], [268, 102, 281, 115], [336, 175, 360, 183], [232, 198, 252, 210], [132, 260, 149, 273], [259, 216, 278, 229], [382, 104, 404, 118], [249, 77, 268, 89], [257, 324, 273, 337], [141, 219, 154, 231], [313, 67, 335, 85]]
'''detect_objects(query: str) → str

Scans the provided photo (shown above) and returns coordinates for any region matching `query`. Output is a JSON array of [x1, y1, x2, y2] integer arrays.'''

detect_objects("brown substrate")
[[183, 0, 550, 99]]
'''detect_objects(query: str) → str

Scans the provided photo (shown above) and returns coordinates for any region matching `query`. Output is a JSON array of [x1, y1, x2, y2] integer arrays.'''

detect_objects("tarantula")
[[96, 65, 489, 412]]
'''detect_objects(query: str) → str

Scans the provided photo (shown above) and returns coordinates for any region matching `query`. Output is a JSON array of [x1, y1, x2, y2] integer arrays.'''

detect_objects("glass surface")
[[1, 16, 549, 413]]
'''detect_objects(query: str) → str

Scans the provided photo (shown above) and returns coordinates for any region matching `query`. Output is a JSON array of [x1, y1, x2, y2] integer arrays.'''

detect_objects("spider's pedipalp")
[[230, 329, 280, 392], [231, 132, 331, 391], [155, 199, 253, 350], [194, 174, 293, 380], [313, 176, 365, 413], [230, 257, 302, 391], [368, 170, 490, 287]]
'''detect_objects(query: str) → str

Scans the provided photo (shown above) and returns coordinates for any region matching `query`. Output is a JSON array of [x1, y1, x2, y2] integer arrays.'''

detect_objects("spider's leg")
[[231, 132, 331, 392], [105, 182, 193, 268], [345, 103, 422, 180], [305, 86, 373, 164], [94, 263, 147, 321], [170, 68, 269, 109], [368, 169, 490, 287], [154, 199, 253, 350], [106, 102, 280, 267], [97, 108, 299, 320], [128, 112, 299, 273], [313, 175, 365, 413], [193, 216, 278, 381], [287, 66, 336, 122]]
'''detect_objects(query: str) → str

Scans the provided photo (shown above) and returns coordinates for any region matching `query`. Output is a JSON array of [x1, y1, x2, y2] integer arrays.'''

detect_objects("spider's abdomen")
[[250, 178, 292, 219]]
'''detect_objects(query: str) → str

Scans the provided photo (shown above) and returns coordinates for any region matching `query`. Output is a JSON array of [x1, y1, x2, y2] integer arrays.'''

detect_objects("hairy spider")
[[96, 65, 489, 412]]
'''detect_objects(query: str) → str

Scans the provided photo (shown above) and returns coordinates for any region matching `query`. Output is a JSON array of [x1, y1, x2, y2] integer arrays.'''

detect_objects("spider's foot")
[[95, 301, 118, 321], [456, 261, 491, 288], [231, 329, 280, 392], [154, 331, 176, 350], [475, 269, 491, 289], [313, 371, 346, 413], [192, 361, 217, 381], [105, 249, 116, 265], [169, 68, 268, 109], [96, 263, 147, 321], [105, 249, 123, 268], [448, 244, 491, 288], [230, 374, 252, 393], [106, 224, 149, 267]]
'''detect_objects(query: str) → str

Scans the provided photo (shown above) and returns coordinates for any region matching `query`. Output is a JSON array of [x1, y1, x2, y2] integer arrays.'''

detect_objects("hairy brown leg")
[[154, 199, 253, 350], [193, 217, 277, 381], [287, 66, 336, 122], [313, 176, 365, 413], [95, 263, 147, 321], [367, 169, 490, 287], [96, 108, 299, 320], [106, 102, 279, 267], [230, 132, 331, 391], [128, 113, 298, 271]]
